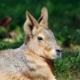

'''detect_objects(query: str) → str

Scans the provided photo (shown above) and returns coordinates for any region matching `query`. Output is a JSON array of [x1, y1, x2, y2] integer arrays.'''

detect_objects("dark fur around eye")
[[37, 36, 43, 40]]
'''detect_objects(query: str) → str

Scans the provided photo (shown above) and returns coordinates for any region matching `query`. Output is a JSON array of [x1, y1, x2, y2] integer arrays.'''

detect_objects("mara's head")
[[24, 7, 62, 60]]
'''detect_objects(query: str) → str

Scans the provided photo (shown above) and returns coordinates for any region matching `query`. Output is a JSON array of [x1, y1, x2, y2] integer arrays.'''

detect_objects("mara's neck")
[[44, 59, 54, 73], [20, 43, 54, 74]]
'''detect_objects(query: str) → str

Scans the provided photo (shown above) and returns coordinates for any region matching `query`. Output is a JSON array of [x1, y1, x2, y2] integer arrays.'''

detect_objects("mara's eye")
[[37, 36, 43, 40]]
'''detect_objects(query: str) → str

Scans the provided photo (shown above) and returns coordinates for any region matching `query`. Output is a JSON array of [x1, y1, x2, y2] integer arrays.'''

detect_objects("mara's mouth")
[[51, 49, 62, 60], [53, 52, 62, 60]]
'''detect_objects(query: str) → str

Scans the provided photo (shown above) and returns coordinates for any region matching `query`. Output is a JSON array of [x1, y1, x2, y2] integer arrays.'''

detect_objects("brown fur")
[[0, 7, 62, 80]]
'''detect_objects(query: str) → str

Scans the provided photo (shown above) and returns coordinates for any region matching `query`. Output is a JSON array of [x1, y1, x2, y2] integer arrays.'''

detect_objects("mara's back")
[[0, 7, 62, 80]]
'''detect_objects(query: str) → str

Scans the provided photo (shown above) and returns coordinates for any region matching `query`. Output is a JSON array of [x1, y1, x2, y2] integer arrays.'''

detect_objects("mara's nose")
[[56, 49, 62, 56], [56, 49, 62, 53]]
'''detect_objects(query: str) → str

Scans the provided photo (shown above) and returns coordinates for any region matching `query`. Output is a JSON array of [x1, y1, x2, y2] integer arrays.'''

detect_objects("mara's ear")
[[24, 11, 38, 37], [38, 7, 48, 28]]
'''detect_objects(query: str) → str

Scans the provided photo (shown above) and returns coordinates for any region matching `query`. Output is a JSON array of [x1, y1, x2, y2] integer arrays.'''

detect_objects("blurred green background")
[[0, 0, 80, 47], [0, 0, 80, 80]]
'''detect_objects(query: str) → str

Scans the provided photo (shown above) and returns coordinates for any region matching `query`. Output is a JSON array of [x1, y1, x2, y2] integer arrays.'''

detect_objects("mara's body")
[[0, 7, 62, 80], [0, 45, 55, 80]]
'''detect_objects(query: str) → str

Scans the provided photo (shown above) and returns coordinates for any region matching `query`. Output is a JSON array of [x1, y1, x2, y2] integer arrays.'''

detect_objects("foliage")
[[54, 26, 80, 46], [71, 29, 80, 44], [0, 28, 25, 50], [0, 27, 8, 38], [0, 0, 80, 46], [55, 49, 80, 80]]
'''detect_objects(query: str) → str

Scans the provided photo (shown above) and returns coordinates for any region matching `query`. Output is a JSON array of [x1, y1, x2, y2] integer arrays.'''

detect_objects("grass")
[[55, 49, 80, 80]]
